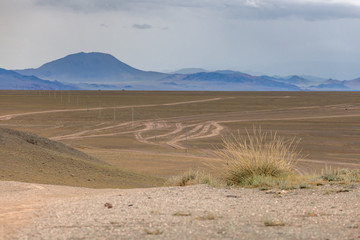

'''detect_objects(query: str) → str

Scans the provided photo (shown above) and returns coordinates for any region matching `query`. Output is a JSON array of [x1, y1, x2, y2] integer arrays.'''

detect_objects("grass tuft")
[[264, 218, 286, 227], [166, 169, 220, 187], [144, 229, 163, 235], [216, 127, 301, 186], [321, 166, 360, 184], [194, 213, 216, 221], [173, 212, 192, 217]]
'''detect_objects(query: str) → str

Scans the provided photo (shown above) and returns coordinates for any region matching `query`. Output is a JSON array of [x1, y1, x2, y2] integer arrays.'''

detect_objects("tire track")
[[0, 97, 230, 121]]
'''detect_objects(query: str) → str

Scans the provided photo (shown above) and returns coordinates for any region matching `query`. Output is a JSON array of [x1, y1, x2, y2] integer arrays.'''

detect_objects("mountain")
[[9, 51, 359, 91], [310, 79, 349, 91], [173, 68, 208, 74], [16, 52, 167, 84], [0, 68, 76, 90], [309, 78, 360, 91], [344, 78, 360, 90], [162, 71, 301, 91]]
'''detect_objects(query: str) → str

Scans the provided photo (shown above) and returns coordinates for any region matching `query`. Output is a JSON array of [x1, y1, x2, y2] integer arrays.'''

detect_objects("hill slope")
[[16, 52, 167, 84], [0, 127, 163, 188], [0, 68, 76, 90]]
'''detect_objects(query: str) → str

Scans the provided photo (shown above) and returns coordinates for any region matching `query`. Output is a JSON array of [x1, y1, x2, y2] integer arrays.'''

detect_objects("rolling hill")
[[0, 68, 76, 90], [0, 127, 163, 188]]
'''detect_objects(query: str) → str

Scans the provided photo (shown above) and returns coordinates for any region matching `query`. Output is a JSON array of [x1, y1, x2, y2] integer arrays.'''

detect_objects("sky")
[[1, 0, 360, 80]]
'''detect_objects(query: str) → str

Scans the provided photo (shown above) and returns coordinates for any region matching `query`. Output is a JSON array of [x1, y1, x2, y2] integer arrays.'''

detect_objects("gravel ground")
[[1, 181, 360, 240]]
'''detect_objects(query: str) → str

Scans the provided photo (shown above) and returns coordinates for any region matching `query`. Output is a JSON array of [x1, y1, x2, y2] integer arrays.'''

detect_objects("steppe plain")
[[1, 90, 360, 239]]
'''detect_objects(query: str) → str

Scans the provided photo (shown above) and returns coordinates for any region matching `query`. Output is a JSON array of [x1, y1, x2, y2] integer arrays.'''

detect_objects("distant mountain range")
[[0, 68, 76, 90], [0, 52, 358, 91]]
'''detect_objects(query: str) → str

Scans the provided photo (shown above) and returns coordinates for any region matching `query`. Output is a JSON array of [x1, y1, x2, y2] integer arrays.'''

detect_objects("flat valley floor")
[[1, 91, 360, 176], [1, 91, 360, 239]]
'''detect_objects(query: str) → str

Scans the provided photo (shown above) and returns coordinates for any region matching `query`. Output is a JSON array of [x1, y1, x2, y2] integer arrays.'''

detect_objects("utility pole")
[[154, 114, 157, 141], [98, 100, 102, 118], [113, 104, 116, 121], [131, 107, 134, 128], [185, 123, 188, 153]]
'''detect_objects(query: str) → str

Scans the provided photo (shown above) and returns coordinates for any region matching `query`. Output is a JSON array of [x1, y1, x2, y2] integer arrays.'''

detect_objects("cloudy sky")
[[1, 0, 360, 79]]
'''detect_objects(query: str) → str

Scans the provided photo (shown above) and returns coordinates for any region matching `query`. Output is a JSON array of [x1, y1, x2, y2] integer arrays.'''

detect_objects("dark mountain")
[[16, 52, 167, 84], [0, 68, 76, 90], [262, 75, 312, 87]]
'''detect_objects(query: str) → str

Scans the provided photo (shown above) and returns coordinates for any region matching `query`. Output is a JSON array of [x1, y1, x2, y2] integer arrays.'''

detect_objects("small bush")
[[166, 169, 219, 187], [216, 127, 301, 185], [321, 166, 360, 184]]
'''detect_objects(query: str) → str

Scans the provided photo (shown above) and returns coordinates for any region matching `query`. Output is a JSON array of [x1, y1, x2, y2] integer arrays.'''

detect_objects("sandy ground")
[[1, 181, 359, 240]]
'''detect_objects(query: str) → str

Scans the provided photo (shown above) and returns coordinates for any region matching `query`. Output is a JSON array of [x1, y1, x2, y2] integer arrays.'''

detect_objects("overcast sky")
[[1, 0, 360, 79]]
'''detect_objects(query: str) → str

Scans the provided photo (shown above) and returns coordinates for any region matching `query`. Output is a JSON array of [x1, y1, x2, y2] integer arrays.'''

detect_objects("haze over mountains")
[[0, 52, 358, 91]]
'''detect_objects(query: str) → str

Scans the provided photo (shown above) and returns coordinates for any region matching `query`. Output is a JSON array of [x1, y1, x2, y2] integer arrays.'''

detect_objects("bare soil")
[[1, 181, 360, 240]]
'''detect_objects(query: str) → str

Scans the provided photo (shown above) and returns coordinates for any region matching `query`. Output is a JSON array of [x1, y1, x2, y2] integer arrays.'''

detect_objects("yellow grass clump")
[[216, 127, 301, 185]]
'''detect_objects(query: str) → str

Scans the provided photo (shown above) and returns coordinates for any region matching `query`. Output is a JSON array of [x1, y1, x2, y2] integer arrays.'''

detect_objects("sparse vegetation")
[[263, 218, 287, 227], [321, 166, 360, 184], [144, 228, 163, 235], [173, 212, 192, 217], [194, 213, 216, 221], [304, 211, 319, 217], [166, 169, 220, 187], [216, 127, 301, 186]]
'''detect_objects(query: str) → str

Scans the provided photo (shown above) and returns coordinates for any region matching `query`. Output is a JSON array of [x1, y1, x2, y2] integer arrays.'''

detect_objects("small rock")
[[104, 203, 113, 209], [226, 195, 240, 198], [336, 189, 350, 193]]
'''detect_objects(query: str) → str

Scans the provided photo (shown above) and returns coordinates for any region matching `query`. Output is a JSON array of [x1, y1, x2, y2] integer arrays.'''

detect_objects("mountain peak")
[[15, 52, 162, 83]]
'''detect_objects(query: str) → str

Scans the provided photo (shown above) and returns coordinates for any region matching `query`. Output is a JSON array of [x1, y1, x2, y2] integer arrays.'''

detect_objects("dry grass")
[[216, 127, 301, 186], [166, 169, 221, 187], [321, 166, 360, 184], [173, 212, 192, 217], [263, 218, 287, 227], [194, 213, 216, 221], [144, 229, 163, 235]]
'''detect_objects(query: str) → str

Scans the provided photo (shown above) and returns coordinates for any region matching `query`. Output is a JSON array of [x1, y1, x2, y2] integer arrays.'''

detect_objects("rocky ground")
[[1, 181, 360, 240]]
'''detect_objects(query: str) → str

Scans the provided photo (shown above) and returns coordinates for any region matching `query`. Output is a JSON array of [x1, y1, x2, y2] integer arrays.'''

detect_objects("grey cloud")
[[33, 0, 360, 21], [33, 0, 203, 13], [133, 24, 152, 29], [222, 0, 360, 21]]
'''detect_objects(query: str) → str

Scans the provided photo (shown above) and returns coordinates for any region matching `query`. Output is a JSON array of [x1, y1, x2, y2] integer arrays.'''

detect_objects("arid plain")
[[1, 90, 360, 239], [1, 90, 360, 180]]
